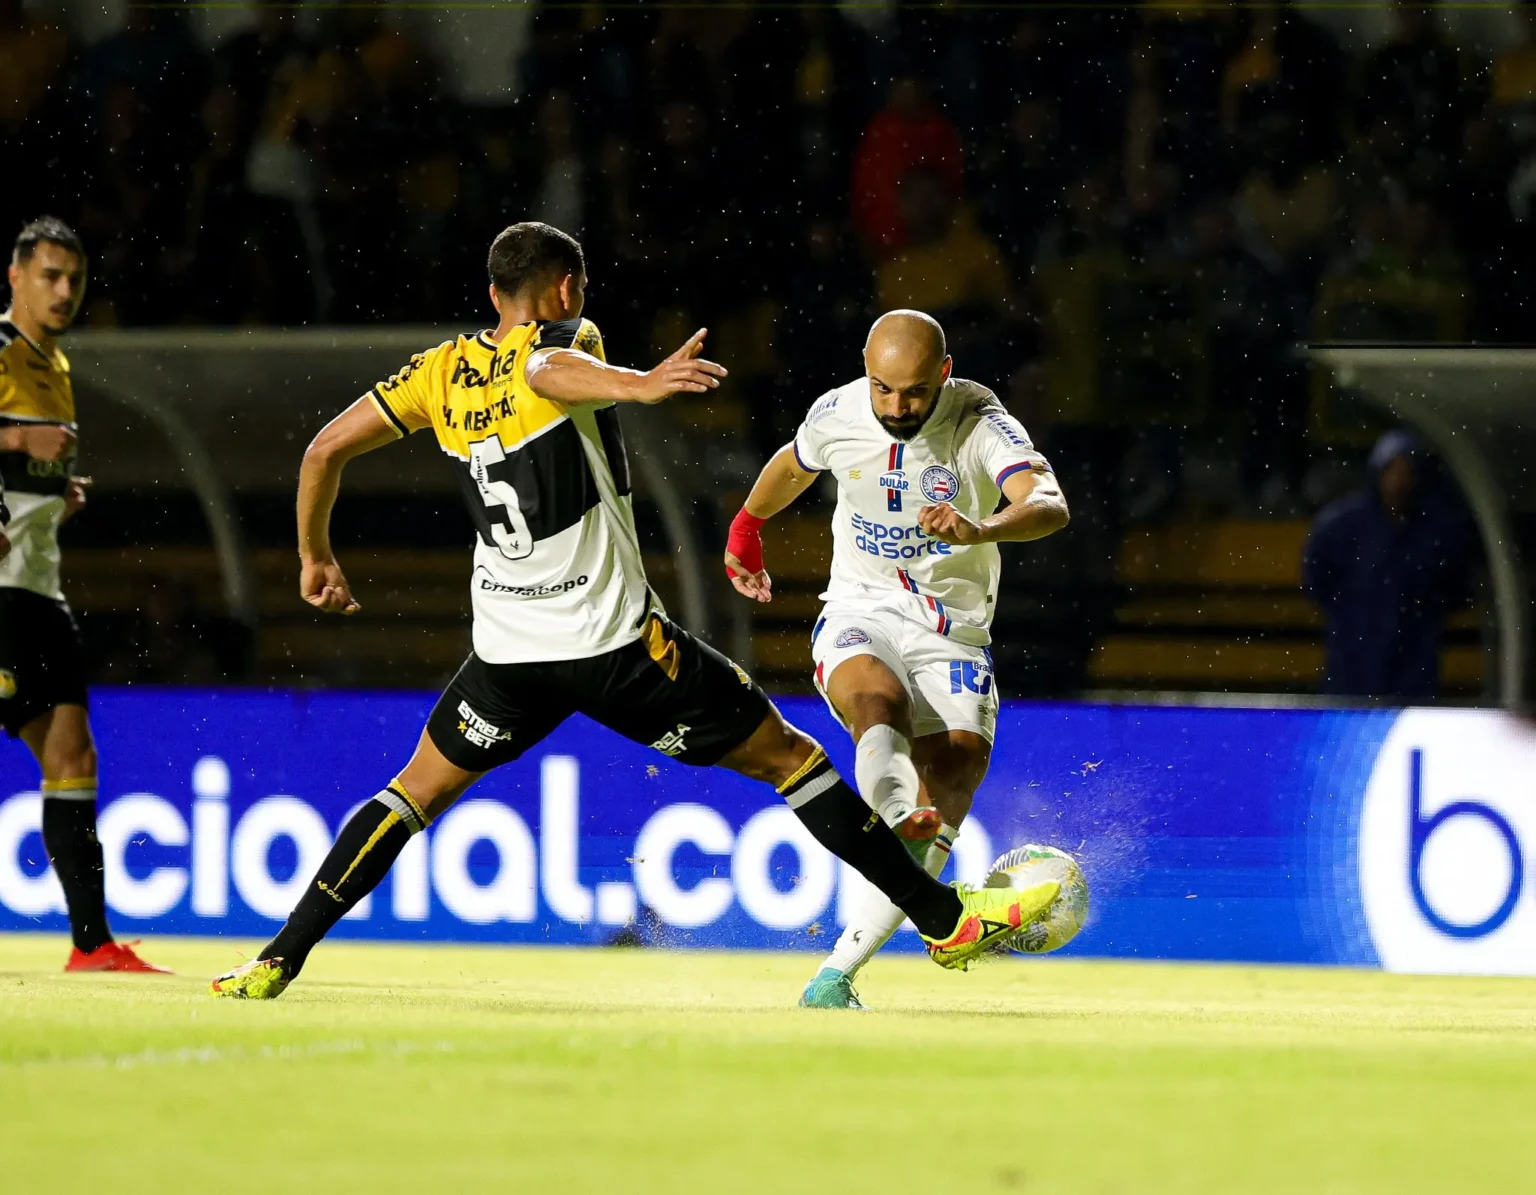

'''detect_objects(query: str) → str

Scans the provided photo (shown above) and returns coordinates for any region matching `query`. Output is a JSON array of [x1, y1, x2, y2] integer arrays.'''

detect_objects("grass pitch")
[[3, 936, 1536, 1194]]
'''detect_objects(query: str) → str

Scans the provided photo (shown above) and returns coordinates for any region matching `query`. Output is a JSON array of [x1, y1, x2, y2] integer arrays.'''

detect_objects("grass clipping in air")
[[2, 934, 1536, 1193]]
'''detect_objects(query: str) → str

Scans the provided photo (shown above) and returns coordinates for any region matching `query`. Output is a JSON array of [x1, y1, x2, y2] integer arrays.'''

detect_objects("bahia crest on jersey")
[[793, 377, 1047, 647]]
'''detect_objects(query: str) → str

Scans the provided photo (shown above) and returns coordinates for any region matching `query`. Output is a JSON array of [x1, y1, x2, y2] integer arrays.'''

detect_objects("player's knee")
[[45, 739, 96, 783], [394, 768, 474, 823], [721, 710, 820, 788], [39, 707, 96, 781], [826, 656, 910, 736], [844, 691, 912, 742], [764, 726, 826, 790]]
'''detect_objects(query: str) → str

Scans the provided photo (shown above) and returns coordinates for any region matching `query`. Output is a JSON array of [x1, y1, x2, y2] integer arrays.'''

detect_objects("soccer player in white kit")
[[726, 311, 1070, 1009]]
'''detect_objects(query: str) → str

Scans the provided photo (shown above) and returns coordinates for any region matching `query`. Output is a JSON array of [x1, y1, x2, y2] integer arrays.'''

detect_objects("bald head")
[[863, 310, 951, 440], [865, 310, 947, 373]]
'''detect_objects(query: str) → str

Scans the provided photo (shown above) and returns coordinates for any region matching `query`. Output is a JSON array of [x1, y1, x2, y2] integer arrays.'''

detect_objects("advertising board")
[[2, 692, 1531, 973]]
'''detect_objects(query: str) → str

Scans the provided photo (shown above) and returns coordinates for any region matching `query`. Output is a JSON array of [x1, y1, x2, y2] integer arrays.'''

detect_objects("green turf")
[[3, 935, 1536, 1194]]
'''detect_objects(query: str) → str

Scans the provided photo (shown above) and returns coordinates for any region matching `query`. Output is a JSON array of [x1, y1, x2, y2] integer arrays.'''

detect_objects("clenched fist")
[[917, 502, 987, 546], [300, 558, 362, 614]]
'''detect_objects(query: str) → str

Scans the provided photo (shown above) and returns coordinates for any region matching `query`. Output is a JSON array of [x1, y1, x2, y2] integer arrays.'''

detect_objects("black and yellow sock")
[[41, 780, 112, 954], [263, 783, 426, 976], [778, 747, 963, 939]]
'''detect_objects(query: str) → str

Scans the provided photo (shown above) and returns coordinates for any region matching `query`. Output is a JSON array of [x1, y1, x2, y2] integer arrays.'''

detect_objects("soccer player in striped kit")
[[1, 218, 168, 972], [726, 311, 1070, 1008]]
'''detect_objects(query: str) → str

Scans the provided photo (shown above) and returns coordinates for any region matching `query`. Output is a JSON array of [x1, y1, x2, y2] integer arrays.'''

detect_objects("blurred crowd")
[[4, 0, 1533, 523]]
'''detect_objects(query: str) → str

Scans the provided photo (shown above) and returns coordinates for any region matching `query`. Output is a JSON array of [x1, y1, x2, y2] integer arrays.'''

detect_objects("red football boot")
[[64, 941, 173, 974], [893, 806, 943, 862]]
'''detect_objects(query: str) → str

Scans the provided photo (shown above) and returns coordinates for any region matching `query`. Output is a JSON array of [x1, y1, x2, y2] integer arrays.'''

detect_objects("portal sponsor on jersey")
[[476, 572, 590, 598], [849, 513, 954, 559]]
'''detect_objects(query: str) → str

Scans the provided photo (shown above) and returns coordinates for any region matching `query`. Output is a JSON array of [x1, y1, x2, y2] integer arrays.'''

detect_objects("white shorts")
[[810, 602, 998, 742]]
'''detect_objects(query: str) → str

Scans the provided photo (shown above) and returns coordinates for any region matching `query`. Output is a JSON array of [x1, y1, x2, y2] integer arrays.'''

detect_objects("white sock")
[[822, 823, 958, 978], [853, 723, 920, 827]]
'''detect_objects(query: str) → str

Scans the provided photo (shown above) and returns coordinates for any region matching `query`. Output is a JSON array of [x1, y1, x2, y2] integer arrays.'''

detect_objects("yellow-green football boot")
[[209, 957, 292, 1000], [921, 880, 1061, 971]]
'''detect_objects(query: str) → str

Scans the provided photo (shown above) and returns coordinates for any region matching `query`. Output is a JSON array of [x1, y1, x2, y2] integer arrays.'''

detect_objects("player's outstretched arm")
[[918, 468, 1070, 546], [725, 443, 820, 602], [525, 328, 727, 406], [297, 398, 400, 615]]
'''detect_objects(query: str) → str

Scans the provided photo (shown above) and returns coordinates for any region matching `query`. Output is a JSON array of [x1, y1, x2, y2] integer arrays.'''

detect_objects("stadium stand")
[[5, 1, 1520, 702]]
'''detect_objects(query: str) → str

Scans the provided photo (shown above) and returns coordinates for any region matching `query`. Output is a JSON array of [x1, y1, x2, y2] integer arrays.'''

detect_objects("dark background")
[[0, 0, 1509, 697]]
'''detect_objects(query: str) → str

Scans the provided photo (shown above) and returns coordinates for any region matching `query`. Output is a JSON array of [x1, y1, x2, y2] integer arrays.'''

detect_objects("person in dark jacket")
[[1303, 430, 1473, 699]]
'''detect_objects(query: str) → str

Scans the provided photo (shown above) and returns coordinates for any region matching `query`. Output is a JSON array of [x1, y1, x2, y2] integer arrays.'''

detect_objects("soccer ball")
[[984, 843, 1089, 954]]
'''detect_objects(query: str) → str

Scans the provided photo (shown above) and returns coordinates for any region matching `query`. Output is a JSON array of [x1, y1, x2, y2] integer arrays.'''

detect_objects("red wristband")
[[726, 509, 767, 577]]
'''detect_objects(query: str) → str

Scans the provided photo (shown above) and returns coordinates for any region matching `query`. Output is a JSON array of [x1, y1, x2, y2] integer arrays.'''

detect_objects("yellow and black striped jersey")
[[366, 317, 654, 663], [0, 318, 76, 601]]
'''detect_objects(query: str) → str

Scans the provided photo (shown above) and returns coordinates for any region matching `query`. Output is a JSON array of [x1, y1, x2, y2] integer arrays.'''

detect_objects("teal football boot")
[[799, 967, 867, 1010]]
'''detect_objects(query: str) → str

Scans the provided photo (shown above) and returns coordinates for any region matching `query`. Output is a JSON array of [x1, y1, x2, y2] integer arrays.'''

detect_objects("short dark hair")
[[487, 222, 584, 296], [13, 216, 85, 266]]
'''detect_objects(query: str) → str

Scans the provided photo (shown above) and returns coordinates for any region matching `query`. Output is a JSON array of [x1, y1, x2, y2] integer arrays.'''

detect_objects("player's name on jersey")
[[455, 396, 517, 433]]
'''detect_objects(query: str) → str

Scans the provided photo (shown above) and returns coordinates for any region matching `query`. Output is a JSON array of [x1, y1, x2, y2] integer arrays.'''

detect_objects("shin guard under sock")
[[41, 781, 111, 953], [263, 785, 425, 975]]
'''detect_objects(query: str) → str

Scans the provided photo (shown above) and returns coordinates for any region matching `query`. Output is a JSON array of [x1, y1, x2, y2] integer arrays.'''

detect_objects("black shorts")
[[426, 614, 773, 772], [0, 588, 89, 737]]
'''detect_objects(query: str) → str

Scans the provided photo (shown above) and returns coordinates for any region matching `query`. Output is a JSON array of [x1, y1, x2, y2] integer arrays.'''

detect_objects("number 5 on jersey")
[[469, 435, 534, 560]]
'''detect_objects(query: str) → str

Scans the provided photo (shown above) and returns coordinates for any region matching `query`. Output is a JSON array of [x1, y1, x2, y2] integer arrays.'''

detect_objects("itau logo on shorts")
[[1358, 709, 1536, 975]]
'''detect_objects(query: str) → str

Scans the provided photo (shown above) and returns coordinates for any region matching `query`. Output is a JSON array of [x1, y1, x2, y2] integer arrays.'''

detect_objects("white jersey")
[[793, 377, 1048, 647]]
